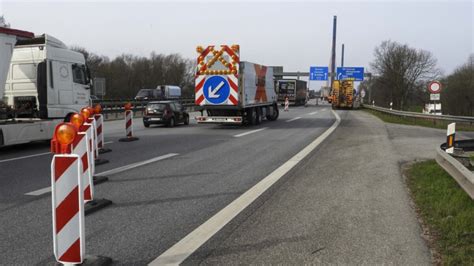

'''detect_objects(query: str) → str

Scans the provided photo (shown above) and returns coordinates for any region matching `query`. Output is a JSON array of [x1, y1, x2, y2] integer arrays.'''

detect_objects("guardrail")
[[363, 104, 474, 126], [436, 146, 474, 200]]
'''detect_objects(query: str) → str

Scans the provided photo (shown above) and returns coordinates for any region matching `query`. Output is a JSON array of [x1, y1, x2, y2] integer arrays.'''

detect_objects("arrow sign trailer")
[[203, 76, 231, 104], [309, 66, 329, 81], [336, 67, 365, 81], [428, 81, 442, 94]]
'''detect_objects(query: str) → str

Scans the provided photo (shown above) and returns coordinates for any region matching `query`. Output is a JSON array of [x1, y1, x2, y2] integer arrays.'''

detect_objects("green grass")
[[406, 160, 474, 265], [363, 108, 474, 131]]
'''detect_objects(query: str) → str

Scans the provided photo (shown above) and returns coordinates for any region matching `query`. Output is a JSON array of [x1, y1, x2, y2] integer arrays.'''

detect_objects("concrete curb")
[[435, 146, 474, 199]]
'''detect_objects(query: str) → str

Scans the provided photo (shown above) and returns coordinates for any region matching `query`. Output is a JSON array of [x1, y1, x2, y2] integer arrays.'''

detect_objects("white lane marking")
[[95, 153, 178, 177], [149, 110, 341, 266], [0, 152, 51, 163], [24, 153, 179, 196], [0, 141, 113, 164], [286, 117, 301, 122], [233, 128, 267, 138], [307, 111, 318, 115], [321, 108, 327, 111], [25, 186, 52, 196]]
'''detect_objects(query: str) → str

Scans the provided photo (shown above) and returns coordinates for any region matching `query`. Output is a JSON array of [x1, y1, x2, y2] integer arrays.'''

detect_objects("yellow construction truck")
[[331, 79, 354, 109]]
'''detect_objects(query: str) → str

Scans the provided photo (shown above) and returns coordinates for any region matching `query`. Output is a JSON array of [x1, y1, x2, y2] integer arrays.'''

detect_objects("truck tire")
[[267, 104, 279, 121], [255, 107, 261, 125], [0, 129, 4, 147], [246, 108, 257, 126]]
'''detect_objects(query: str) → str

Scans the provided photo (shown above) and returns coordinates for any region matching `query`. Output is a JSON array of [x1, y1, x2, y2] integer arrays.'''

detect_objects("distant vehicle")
[[276, 79, 307, 106], [331, 80, 354, 109], [157, 85, 181, 99], [135, 89, 162, 101], [143, 100, 189, 127], [194, 45, 279, 125], [320, 86, 331, 101]]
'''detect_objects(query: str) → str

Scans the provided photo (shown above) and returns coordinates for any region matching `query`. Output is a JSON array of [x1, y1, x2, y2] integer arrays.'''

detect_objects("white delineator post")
[[72, 132, 93, 202], [51, 154, 85, 264], [446, 123, 456, 154]]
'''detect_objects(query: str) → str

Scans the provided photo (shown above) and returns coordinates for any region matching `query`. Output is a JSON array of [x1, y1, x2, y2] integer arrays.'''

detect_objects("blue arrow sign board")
[[336, 67, 365, 81], [203, 76, 230, 104], [309, 66, 329, 81]]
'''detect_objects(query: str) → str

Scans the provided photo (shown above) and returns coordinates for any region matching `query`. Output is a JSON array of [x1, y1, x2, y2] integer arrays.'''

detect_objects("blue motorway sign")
[[203, 76, 230, 104], [336, 67, 365, 81], [309, 66, 329, 81]]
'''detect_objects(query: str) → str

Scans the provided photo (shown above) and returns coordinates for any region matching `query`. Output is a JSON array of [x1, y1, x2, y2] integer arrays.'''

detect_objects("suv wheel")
[[169, 117, 175, 127], [184, 115, 189, 125]]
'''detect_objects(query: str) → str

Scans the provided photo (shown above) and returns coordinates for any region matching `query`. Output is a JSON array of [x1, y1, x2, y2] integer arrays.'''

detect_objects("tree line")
[[72, 47, 195, 99], [362, 40, 473, 116]]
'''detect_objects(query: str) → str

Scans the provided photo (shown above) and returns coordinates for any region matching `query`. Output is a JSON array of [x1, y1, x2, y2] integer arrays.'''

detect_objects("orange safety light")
[[70, 113, 84, 129], [87, 106, 95, 116], [81, 107, 91, 120], [52, 123, 77, 154], [94, 104, 102, 114], [124, 102, 132, 111]]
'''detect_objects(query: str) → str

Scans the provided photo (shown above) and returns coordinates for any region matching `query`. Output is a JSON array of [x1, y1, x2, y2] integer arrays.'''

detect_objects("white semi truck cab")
[[0, 25, 91, 147]]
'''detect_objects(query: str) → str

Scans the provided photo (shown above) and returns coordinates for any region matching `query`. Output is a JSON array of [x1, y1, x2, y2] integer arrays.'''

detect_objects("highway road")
[[0, 103, 336, 264], [2, 104, 473, 265]]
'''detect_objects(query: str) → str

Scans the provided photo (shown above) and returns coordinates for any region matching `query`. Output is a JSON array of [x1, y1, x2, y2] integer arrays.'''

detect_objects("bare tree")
[[370, 40, 440, 110]]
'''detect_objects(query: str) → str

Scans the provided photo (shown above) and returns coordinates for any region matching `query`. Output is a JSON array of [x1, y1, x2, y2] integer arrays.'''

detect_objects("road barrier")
[[436, 146, 474, 200], [363, 104, 474, 127], [71, 130, 93, 202], [50, 123, 86, 264], [119, 103, 139, 142]]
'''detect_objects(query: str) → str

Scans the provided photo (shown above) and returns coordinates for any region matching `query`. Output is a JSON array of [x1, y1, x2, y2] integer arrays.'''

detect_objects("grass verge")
[[363, 108, 474, 131], [406, 160, 474, 265]]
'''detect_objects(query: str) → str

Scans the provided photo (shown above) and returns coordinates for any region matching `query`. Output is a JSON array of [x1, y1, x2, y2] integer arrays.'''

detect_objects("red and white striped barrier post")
[[81, 107, 109, 166], [93, 104, 112, 154], [50, 123, 85, 264], [446, 123, 456, 154], [119, 103, 139, 142]]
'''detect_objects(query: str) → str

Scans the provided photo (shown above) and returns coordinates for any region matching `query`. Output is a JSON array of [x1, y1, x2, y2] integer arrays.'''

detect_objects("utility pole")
[[341, 44, 345, 67], [330, 15, 337, 90]]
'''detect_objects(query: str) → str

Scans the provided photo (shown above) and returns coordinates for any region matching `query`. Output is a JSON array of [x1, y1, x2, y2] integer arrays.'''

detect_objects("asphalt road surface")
[[2, 105, 473, 265], [0, 103, 336, 264]]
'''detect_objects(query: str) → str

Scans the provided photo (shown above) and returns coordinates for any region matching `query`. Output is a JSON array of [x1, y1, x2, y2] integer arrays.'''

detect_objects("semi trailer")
[[195, 45, 279, 125], [331, 79, 354, 109], [0, 24, 91, 147], [276, 79, 307, 106]]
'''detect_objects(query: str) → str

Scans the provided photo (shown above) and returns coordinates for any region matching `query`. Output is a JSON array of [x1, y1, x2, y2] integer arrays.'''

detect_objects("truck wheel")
[[246, 108, 257, 126], [255, 107, 261, 125], [267, 104, 279, 121]]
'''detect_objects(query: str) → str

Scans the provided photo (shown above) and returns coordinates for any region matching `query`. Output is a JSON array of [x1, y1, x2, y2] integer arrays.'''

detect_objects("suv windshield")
[[147, 103, 167, 111]]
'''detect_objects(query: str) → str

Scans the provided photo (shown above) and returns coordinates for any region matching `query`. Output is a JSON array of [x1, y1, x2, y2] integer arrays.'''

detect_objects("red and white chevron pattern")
[[94, 114, 104, 149], [80, 123, 95, 175], [51, 154, 85, 264], [72, 132, 93, 202], [125, 110, 133, 137]]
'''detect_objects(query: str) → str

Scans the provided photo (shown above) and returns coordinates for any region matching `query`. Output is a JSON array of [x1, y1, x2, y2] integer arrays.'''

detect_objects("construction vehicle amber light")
[[81, 107, 91, 120], [55, 123, 77, 145], [70, 113, 84, 129]]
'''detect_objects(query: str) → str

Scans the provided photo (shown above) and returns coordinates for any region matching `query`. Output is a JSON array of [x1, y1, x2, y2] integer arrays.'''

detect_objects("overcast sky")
[[1, 0, 473, 89]]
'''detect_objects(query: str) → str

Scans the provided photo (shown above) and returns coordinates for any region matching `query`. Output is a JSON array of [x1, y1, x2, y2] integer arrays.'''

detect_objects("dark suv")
[[143, 101, 189, 127]]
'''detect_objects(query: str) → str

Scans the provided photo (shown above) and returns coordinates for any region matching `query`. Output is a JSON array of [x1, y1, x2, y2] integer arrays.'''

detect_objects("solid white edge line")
[[233, 128, 267, 138], [286, 117, 301, 122], [104, 141, 114, 145], [24, 153, 179, 196], [307, 111, 318, 115], [149, 110, 341, 266], [0, 152, 51, 163]]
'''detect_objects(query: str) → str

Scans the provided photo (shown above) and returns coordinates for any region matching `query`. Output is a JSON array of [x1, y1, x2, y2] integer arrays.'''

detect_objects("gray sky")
[[1, 0, 473, 89]]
